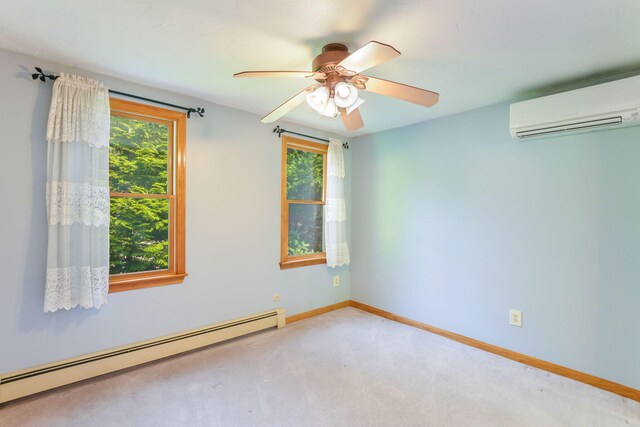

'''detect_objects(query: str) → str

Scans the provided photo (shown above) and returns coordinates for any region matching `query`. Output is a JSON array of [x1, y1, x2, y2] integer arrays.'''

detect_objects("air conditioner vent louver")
[[510, 75, 640, 140], [516, 116, 622, 139]]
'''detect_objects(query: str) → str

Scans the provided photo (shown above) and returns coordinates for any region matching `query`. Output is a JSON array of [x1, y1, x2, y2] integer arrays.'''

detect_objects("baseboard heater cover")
[[0, 308, 285, 404]]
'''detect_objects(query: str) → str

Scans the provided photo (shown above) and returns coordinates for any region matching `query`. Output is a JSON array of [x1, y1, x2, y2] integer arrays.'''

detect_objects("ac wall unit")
[[510, 75, 640, 140]]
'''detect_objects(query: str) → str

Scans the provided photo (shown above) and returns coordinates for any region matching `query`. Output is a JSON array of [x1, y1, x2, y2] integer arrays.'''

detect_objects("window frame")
[[280, 135, 328, 270], [108, 98, 187, 292]]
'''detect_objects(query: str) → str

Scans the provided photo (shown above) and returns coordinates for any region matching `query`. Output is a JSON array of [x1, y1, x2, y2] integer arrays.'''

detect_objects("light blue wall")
[[0, 48, 350, 373], [351, 102, 640, 389]]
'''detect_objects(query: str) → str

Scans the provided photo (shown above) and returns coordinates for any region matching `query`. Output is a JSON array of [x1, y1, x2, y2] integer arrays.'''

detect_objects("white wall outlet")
[[333, 275, 340, 287], [509, 309, 522, 327], [273, 294, 280, 302]]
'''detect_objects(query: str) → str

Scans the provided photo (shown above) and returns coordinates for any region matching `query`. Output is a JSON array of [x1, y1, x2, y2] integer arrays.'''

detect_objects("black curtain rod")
[[32, 67, 205, 118], [273, 126, 349, 149]]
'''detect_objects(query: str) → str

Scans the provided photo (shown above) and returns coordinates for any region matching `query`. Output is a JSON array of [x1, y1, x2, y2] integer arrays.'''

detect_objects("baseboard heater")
[[0, 308, 285, 404]]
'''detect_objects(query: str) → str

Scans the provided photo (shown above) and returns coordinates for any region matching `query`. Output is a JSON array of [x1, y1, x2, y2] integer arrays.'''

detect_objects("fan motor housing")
[[312, 43, 350, 74]]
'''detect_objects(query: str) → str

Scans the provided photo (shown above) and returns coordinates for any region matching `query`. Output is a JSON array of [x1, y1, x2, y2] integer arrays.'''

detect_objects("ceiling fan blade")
[[339, 107, 364, 131], [363, 76, 439, 107], [260, 87, 314, 123], [337, 41, 400, 74], [234, 71, 326, 79]]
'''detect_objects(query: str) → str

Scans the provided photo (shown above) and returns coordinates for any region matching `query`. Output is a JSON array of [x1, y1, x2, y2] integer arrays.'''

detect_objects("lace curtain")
[[325, 138, 350, 267], [44, 73, 111, 312]]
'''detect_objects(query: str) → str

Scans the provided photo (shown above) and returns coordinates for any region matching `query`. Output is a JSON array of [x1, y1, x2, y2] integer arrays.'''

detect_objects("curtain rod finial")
[[32, 66, 57, 82]]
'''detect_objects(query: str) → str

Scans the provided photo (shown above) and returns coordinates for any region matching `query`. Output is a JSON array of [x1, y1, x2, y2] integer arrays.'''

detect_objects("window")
[[280, 135, 328, 269], [108, 98, 187, 292]]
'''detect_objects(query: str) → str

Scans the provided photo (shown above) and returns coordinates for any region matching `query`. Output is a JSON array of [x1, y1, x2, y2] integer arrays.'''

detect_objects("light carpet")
[[1, 307, 638, 426]]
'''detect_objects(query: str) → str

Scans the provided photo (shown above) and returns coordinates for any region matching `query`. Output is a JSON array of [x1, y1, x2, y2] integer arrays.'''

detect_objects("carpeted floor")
[[1, 307, 638, 426]]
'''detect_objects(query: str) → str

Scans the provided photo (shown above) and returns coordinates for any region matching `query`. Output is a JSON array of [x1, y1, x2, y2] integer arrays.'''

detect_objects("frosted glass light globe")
[[334, 82, 358, 108], [320, 98, 338, 117], [306, 86, 330, 113]]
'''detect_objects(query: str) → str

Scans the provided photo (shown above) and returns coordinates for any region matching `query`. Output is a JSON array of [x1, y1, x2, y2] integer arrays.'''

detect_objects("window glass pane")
[[110, 197, 169, 274], [286, 147, 323, 201], [110, 115, 169, 195], [288, 203, 323, 256]]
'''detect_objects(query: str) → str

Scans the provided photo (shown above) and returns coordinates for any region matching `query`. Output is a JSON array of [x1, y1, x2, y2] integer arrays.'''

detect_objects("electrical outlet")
[[273, 294, 280, 302], [333, 275, 340, 287], [509, 309, 522, 327]]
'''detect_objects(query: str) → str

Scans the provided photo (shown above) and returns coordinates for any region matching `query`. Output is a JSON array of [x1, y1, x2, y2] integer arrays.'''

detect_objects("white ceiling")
[[2, 0, 640, 136]]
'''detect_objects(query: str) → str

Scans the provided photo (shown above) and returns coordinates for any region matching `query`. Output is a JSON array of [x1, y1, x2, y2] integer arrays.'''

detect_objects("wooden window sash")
[[280, 135, 328, 269], [108, 98, 187, 293]]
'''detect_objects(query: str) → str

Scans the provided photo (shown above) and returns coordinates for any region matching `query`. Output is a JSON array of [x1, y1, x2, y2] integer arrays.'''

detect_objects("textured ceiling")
[[2, 0, 640, 136]]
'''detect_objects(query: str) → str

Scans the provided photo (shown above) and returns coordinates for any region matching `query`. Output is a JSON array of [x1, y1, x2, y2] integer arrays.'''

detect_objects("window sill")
[[280, 256, 326, 270], [109, 272, 188, 293]]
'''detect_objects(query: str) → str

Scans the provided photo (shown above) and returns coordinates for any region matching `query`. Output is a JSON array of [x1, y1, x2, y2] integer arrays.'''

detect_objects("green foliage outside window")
[[109, 115, 170, 274], [288, 203, 323, 256], [286, 148, 323, 200]]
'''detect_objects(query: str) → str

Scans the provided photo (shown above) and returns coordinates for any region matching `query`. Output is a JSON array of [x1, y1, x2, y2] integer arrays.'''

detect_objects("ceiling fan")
[[234, 41, 439, 131]]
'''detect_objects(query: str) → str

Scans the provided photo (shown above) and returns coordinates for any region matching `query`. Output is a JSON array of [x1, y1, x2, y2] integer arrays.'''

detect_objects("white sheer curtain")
[[44, 73, 111, 312], [325, 137, 350, 267]]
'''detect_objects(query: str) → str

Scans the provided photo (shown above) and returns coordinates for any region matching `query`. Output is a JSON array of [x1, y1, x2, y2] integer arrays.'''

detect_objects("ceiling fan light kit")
[[306, 82, 363, 118], [234, 41, 439, 131]]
